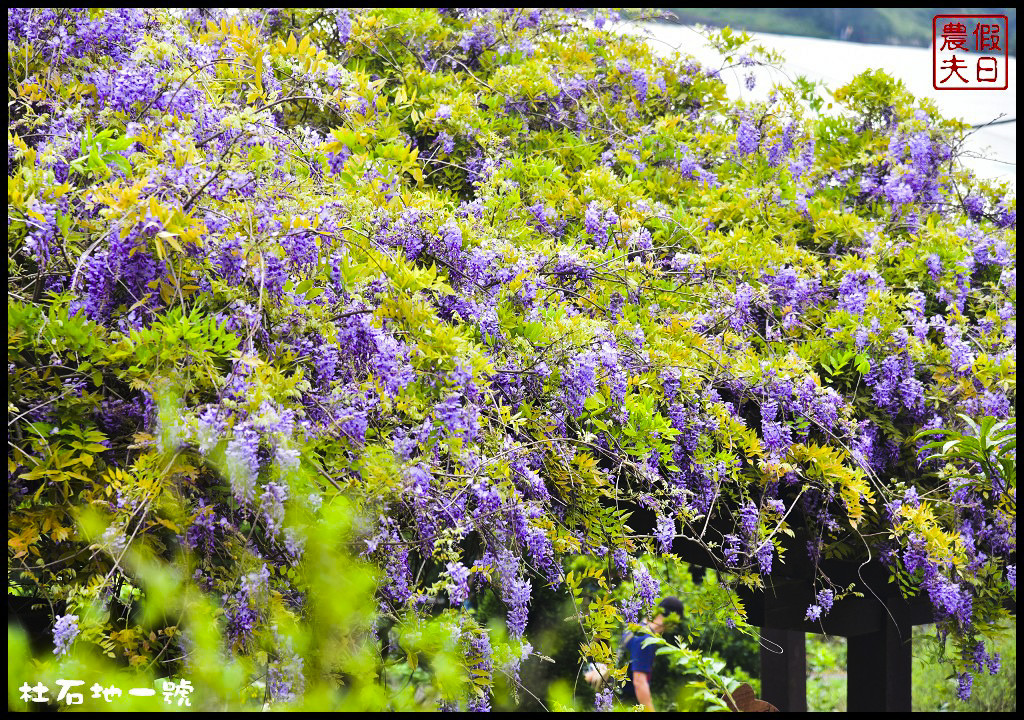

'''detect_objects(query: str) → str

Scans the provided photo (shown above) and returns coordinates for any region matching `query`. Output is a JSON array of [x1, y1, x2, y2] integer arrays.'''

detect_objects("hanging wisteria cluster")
[[7, 7, 1015, 710]]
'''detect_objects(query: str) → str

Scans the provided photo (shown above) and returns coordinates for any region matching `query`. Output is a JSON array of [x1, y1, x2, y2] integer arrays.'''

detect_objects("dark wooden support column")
[[665, 521, 941, 712], [847, 596, 912, 712], [760, 627, 807, 712]]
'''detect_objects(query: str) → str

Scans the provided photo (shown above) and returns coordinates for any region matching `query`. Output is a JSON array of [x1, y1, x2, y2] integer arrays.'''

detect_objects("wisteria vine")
[[7, 7, 1015, 710]]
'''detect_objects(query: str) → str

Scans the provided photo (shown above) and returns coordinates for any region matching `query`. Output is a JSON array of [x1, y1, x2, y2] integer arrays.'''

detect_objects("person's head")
[[649, 596, 684, 634]]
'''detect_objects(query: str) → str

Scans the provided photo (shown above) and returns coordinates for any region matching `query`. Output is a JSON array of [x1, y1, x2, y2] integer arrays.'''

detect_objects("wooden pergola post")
[[847, 595, 912, 712], [760, 627, 807, 712], [666, 518, 938, 712], [736, 575, 928, 712]]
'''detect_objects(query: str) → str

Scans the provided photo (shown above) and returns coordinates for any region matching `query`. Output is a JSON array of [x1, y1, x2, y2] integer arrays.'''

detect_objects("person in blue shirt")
[[586, 596, 685, 710], [619, 596, 684, 711]]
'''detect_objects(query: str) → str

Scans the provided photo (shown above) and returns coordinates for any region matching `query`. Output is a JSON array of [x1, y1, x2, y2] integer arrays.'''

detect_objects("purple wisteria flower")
[[267, 631, 305, 703], [53, 614, 80, 656], [6, 8, 1016, 706], [655, 514, 674, 553], [633, 562, 660, 613], [447, 561, 471, 606], [807, 588, 835, 621], [562, 351, 598, 416], [956, 672, 973, 701], [336, 9, 351, 44], [736, 118, 760, 155]]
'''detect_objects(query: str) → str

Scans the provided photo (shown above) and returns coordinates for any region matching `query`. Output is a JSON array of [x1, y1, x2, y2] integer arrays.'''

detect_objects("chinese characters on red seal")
[[933, 15, 1009, 90]]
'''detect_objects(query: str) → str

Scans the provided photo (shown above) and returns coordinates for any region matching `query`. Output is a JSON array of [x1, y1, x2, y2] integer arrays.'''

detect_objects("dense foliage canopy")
[[7, 7, 1015, 711]]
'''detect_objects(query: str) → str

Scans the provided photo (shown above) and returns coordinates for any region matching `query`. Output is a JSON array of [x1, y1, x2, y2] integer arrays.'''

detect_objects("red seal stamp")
[[933, 14, 1009, 90]]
